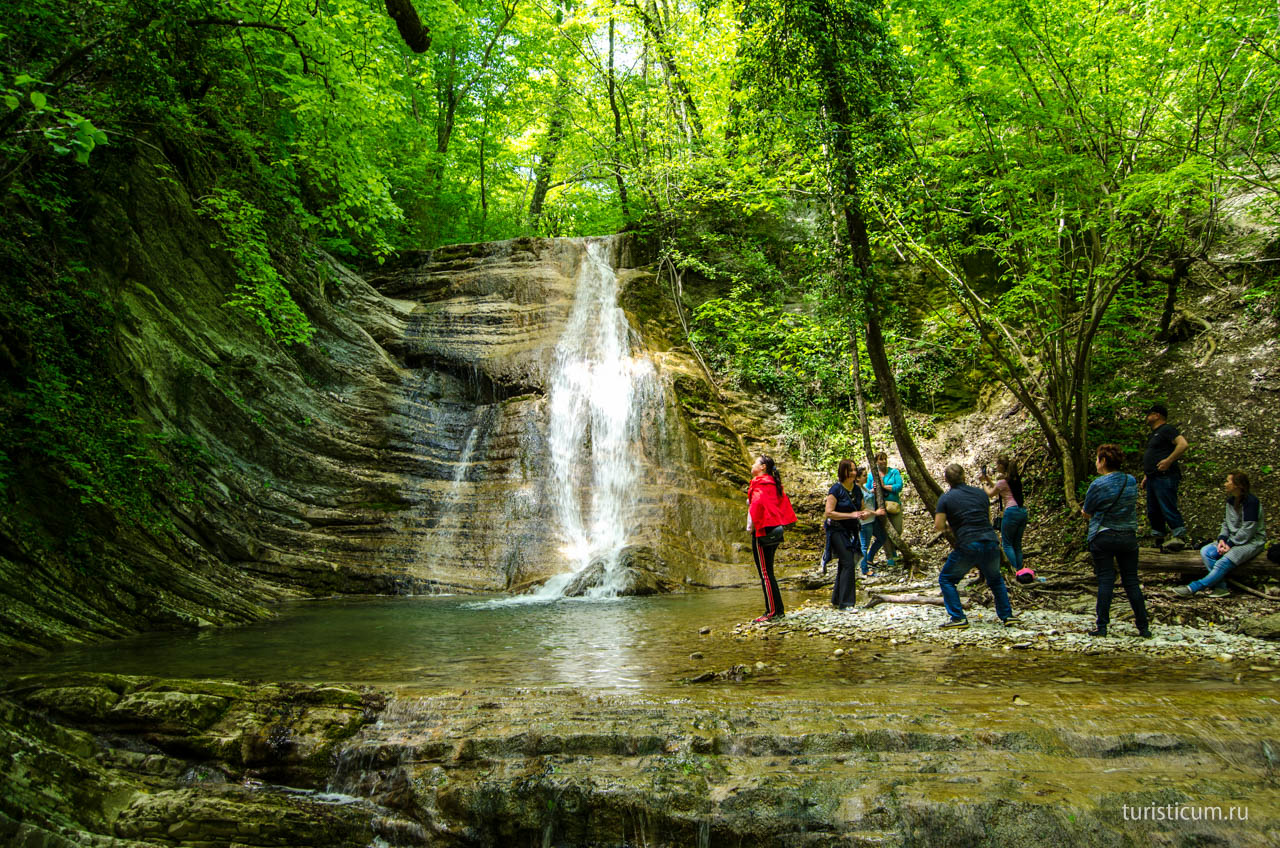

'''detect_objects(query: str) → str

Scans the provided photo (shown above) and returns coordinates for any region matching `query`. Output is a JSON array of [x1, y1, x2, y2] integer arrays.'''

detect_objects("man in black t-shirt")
[[1141, 402, 1189, 551], [933, 464, 1016, 629]]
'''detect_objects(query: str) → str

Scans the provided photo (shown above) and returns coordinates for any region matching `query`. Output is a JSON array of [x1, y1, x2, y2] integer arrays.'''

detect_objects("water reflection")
[[16, 590, 1263, 697], [551, 597, 636, 689]]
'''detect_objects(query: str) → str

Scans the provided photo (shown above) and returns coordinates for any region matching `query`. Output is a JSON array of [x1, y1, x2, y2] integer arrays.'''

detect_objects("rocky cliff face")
[[0, 159, 751, 660], [367, 237, 748, 594]]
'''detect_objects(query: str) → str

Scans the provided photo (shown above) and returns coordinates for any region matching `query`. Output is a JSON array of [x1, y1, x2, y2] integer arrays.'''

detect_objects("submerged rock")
[[6, 666, 1280, 848], [559, 545, 682, 596]]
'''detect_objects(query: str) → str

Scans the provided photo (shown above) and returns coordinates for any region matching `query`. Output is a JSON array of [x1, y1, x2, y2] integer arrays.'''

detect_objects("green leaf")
[[3, 94, 17, 111], [14, 73, 37, 86], [29, 90, 47, 109]]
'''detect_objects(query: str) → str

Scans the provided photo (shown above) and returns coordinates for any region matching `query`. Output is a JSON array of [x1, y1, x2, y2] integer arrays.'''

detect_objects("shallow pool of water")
[[24, 589, 1261, 695]]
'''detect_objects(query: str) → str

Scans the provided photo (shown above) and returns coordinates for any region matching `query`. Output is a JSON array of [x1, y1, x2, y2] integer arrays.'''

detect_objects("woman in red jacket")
[[747, 454, 797, 621]]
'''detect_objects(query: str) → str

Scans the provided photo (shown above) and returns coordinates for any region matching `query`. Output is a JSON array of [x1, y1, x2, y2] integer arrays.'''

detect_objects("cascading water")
[[535, 239, 658, 598]]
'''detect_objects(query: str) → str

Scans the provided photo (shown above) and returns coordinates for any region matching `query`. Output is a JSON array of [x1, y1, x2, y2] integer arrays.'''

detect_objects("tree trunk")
[[528, 77, 571, 226], [637, 0, 703, 143], [478, 103, 489, 239], [862, 307, 944, 514], [608, 6, 630, 217], [384, 0, 431, 53], [433, 45, 460, 176], [850, 327, 918, 570], [813, 36, 945, 516], [1150, 259, 1191, 341]]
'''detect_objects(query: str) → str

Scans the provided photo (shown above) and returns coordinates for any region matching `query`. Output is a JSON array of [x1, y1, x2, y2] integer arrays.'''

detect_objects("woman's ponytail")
[[760, 454, 783, 498]]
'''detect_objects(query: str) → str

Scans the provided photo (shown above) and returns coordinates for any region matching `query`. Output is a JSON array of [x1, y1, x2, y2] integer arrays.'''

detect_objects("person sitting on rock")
[[933, 463, 1018, 630], [1174, 471, 1267, 598]]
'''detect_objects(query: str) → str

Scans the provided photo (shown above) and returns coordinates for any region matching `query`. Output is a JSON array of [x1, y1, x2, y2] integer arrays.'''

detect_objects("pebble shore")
[[732, 583, 1280, 667]]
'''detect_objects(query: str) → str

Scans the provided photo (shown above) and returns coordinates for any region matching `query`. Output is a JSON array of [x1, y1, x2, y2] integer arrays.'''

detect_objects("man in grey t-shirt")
[[933, 464, 1016, 629]]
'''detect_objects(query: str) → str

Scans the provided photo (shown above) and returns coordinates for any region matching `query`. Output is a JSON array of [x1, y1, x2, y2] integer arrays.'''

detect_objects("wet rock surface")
[[0, 674, 393, 847], [4, 672, 1276, 847], [560, 545, 681, 597]]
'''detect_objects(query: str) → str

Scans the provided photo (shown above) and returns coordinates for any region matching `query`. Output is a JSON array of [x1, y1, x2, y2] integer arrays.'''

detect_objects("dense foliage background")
[[2, 0, 1278, 525]]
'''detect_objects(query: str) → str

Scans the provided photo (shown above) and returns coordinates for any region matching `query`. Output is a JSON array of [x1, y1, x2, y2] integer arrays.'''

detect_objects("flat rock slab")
[[7, 673, 1277, 847]]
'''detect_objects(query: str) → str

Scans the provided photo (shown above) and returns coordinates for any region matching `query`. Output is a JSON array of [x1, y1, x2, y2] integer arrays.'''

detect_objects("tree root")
[[1227, 579, 1280, 601], [864, 593, 946, 609], [1196, 332, 1217, 367]]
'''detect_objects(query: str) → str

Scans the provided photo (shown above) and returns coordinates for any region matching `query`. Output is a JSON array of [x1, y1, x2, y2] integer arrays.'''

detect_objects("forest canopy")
[[2, 0, 1278, 516]]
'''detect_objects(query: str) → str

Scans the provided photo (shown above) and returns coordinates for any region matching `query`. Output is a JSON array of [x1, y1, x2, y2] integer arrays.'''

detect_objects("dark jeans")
[[939, 539, 1013, 622], [1090, 530, 1148, 632], [829, 525, 861, 608], [1145, 475, 1186, 538], [752, 533, 784, 617], [1001, 505, 1028, 570]]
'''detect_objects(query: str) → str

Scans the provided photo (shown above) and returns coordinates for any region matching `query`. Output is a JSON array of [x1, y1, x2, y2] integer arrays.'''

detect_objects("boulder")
[[1239, 613, 1280, 641], [559, 545, 681, 597]]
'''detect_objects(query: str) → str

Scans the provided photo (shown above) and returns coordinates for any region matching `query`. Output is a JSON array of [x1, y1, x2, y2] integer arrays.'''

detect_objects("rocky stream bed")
[[4, 583, 1279, 848]]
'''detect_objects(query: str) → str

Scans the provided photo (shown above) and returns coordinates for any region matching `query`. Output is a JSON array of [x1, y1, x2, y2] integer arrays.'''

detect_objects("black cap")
[[1144, 402, 1168, 418]]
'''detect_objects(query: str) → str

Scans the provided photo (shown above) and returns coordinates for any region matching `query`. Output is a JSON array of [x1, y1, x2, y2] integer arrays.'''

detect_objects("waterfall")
[[449, 425, 480, 494], [535, 239, 657, 598]]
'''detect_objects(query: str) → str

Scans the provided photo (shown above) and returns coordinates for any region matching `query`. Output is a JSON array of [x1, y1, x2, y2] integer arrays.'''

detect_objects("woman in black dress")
[[826, 461, 882, 610]]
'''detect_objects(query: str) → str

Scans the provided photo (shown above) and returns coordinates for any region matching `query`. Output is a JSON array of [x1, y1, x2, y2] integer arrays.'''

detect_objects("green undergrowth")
[[0, 183, 204, 543]]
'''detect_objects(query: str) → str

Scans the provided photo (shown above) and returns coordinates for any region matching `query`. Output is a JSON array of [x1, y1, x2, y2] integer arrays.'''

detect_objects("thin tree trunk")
[[528, 73, 572, 226], [817, 42, 945, 515], [850, 327, 918, 572], [478, 102, 489, 239], [862, 309, 944, 513], [635, 0, 703, 143], [608, 5, 630, 217]]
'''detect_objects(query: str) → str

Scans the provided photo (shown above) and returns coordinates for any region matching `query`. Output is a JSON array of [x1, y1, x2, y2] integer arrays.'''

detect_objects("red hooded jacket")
[[748, 475, 797, 537]]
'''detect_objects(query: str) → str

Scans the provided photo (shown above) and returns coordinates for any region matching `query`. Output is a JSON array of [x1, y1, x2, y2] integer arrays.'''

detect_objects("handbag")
[[760, 525, 786, 547], [885, 500, 901, 515]]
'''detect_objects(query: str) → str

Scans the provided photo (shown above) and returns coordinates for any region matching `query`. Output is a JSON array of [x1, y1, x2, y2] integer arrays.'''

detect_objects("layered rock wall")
[[1, 159, 751, 660]]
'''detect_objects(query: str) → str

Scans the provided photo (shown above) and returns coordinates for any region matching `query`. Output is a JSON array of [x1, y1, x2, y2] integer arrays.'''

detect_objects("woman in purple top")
[[979, 456, 1029, 578]]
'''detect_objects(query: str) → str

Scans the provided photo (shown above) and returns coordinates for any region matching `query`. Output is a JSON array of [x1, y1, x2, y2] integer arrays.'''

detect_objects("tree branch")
[[186, 18, 323, 76]]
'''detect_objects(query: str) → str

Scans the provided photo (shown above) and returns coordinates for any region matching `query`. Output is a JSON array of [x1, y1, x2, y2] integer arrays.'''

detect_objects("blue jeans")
[[1000, 505, 1028, 570], [1145, 476, 1186, 538], [1191, 542, 1237, 592], [860, 521, 886, 573], [939, 539, 1013, 622]]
